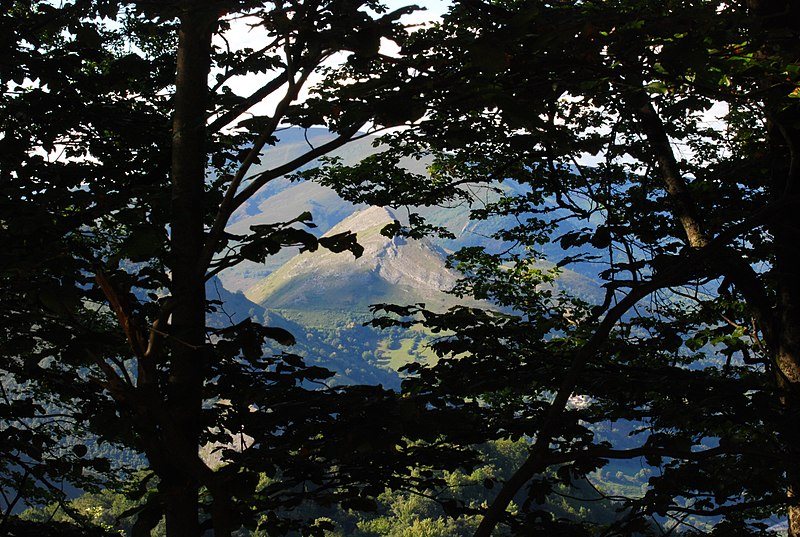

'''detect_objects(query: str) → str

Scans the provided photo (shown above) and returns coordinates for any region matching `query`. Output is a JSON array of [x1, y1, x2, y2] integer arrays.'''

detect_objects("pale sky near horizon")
[[387, 0, 449, 21], [215, 0, 450, 127]]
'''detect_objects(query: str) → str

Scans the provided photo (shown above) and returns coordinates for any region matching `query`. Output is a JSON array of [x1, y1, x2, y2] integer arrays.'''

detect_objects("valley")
[[211, 129, 600, 390]]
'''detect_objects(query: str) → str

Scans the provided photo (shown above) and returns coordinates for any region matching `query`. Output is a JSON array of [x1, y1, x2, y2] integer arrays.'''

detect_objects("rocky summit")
[[244, 206, 464, 312]]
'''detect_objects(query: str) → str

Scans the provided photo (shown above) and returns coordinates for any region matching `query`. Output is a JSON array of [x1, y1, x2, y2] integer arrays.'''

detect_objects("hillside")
[[245, 206, 471, 312], [214, 128, 602, 384], [217, 129, 600, 294]]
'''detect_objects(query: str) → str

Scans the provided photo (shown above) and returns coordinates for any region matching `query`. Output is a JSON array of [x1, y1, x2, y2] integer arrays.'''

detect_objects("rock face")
[[245, 206, 463, 311]]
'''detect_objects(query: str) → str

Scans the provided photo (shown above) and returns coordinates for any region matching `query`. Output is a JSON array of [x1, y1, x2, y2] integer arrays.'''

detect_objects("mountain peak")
[[244, 206, 463, 311], [325, 205, 397, 236]]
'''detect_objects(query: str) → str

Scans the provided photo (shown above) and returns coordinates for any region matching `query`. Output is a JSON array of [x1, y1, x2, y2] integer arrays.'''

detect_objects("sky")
[[214, 1, 450, 124], [387, 0, 449, 22]]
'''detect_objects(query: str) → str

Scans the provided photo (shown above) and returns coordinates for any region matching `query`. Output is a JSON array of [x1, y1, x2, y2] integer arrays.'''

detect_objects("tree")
[[311, 0, 800, 534], [1, 1, 474, 535]]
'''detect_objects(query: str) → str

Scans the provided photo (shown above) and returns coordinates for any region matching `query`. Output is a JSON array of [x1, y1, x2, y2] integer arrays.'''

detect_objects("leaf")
[[380, 220, 403, 238], [468, 36, 510, 72], [128, 493, 164, 537], [120, 226, 164, 262], [589, 225, 612, 248], [282, 353, 305, 367], [319, 231, 364, 258], [557, 228, 592, 249], [38, 285, 81, 315], [263, 327, 296, 346], [645, 80, 670, 94]]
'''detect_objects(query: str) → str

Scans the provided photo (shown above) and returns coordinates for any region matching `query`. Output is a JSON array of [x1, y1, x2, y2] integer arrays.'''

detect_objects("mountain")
[[213, 129, 602, 383], [220, 180, 364, 292], [206, 276, 265, 326], [206, 276, 314, 338], [217, 128, 598, 293], [219, 199, 599, 386], [244, 206, 473, 312], [207, 273, 404, 387]]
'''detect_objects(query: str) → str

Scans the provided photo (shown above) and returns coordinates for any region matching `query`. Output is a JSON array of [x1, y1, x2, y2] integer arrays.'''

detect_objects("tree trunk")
[[746, 1, 800, 531], [165, 4, 215, 536], [772, 228, 800, 537], [770, 164, 800, 537]]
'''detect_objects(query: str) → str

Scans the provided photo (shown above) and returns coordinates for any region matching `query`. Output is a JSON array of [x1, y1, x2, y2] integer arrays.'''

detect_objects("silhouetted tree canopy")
[[312, 0, 800, 535]]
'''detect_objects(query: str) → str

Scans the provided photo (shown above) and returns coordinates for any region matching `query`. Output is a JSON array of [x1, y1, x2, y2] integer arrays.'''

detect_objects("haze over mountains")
[[209, 127, 602, 386], [218, 128, 522, 293], [219, 128, 599, 296]]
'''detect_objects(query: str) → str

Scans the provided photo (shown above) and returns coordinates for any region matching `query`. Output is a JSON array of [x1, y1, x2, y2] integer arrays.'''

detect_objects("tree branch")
[[473, 259, 702, 537], [199, 124, 365, 278], [207, 71, 289, 134], [200, 63, 317, 274], [94, 269, 147, 359], [627, 88, 708, 249], [668, 495, 797, 517]]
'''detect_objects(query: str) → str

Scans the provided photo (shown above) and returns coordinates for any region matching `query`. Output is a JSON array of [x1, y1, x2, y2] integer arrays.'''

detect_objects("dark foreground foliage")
[[310, 0, 800, 535]]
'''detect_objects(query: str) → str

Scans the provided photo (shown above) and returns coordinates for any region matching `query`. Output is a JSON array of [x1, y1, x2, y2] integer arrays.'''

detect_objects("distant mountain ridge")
[[245, 206, 472, 312], [219, 127, 602, 305], [206, 128, 604, 386], [217, 128, 584, 293]]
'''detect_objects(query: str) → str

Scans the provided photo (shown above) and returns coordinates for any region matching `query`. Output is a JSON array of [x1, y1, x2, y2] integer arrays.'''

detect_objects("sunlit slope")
[[220, 128, 600, 297], [245, 206, 469, 312]]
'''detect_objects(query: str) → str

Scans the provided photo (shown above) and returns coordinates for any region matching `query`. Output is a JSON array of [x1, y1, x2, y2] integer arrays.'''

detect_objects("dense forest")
[[2, 0, 800, 536]]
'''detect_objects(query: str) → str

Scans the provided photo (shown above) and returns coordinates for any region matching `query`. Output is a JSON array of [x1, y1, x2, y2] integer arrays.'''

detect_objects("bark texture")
[[164, 5, 216, 536]]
